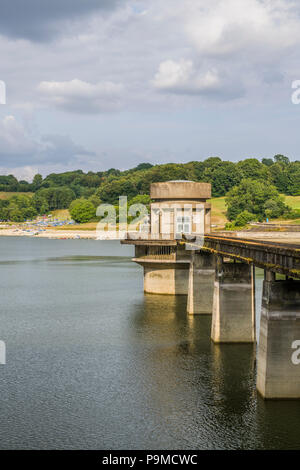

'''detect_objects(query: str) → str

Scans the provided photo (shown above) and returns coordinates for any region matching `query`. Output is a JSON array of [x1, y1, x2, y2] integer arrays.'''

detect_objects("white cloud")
[[148, 0, 300, 99], [181, 0, 300, 58], [153, 59, 221, 94], [38, 79, 124, 114]]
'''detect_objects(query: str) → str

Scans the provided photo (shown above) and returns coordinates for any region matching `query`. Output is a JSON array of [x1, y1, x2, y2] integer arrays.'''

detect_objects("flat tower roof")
[[150, 181, 211, 200]]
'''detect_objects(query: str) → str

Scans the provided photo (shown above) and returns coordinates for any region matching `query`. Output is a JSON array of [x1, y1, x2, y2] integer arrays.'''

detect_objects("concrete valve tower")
[[123, 180, 212, 295]]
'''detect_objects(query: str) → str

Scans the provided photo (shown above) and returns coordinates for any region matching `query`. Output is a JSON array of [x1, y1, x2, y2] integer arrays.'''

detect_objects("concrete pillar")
[[143, 262, 190, 295], [257, 277, 300, 399], [211, 258, 256, 343], [187, 252, 215, 314], [205, 208, 211, 234]]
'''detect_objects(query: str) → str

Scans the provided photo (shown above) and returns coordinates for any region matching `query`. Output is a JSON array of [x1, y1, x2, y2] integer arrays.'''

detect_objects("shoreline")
[[0, 227, 300, 243], [0, 228, 97, 239]]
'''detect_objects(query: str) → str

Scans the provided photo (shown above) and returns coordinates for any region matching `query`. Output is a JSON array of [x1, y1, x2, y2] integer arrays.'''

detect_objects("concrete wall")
[[211, 260, 256, 343], [133, 244, 191, 295], [150, 202, 210, 237], [257, 279, 300, 399], [187, 252, 215, 314], [143, 262, 190, 295]]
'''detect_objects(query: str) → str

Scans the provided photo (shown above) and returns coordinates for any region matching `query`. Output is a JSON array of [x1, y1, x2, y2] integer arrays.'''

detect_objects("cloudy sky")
[[1, 0, 300, 179]]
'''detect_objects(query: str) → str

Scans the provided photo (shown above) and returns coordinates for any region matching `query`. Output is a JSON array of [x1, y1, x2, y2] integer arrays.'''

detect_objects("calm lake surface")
[[0, 236, 299, 450]]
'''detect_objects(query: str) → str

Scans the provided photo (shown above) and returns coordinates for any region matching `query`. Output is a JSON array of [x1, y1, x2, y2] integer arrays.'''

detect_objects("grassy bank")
[[284, 195, 300, 209], [210, 195, 300, 228], [210, 197, 227, 227], [0, 191, 33, 199]]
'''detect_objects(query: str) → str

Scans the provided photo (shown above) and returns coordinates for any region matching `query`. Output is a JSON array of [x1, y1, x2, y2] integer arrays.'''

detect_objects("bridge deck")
[[198, 235, 300, 279], [122, 234, 300, 279], [203, 234, 300, 249]]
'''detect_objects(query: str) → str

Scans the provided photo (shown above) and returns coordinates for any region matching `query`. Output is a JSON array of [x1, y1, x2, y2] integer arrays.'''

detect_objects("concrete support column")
[[211, 258, 256, 343], [187, 252, 215, 315], [257, 277, 300, 399], [143, 262, 190, 295]]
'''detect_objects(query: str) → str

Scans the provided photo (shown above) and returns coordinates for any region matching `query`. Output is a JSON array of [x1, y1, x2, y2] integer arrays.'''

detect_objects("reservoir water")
[[0, 237, 299, 449]]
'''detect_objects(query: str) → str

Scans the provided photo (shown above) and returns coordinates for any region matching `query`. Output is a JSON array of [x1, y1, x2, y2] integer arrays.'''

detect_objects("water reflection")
[[0, 238, 299, 449], [131, 294, 260, 449], [256, 396, 300, 449], [129, 285, 300, 450]]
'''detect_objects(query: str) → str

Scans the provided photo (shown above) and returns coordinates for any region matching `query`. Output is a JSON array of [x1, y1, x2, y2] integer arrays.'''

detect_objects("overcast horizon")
[[1, 0, 300, 180]]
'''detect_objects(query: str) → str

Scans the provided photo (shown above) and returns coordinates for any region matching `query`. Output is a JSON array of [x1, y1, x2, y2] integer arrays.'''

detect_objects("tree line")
[[1, 156, 300, 199], [0, 155, 299, 224]]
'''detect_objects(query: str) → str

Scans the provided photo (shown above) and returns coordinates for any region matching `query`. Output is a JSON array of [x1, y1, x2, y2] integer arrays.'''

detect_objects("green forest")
[[0, 155, 300, 226]]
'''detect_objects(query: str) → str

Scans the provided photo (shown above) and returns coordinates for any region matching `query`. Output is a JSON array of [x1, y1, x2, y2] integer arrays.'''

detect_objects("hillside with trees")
[[0, 155, 300, 226]]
